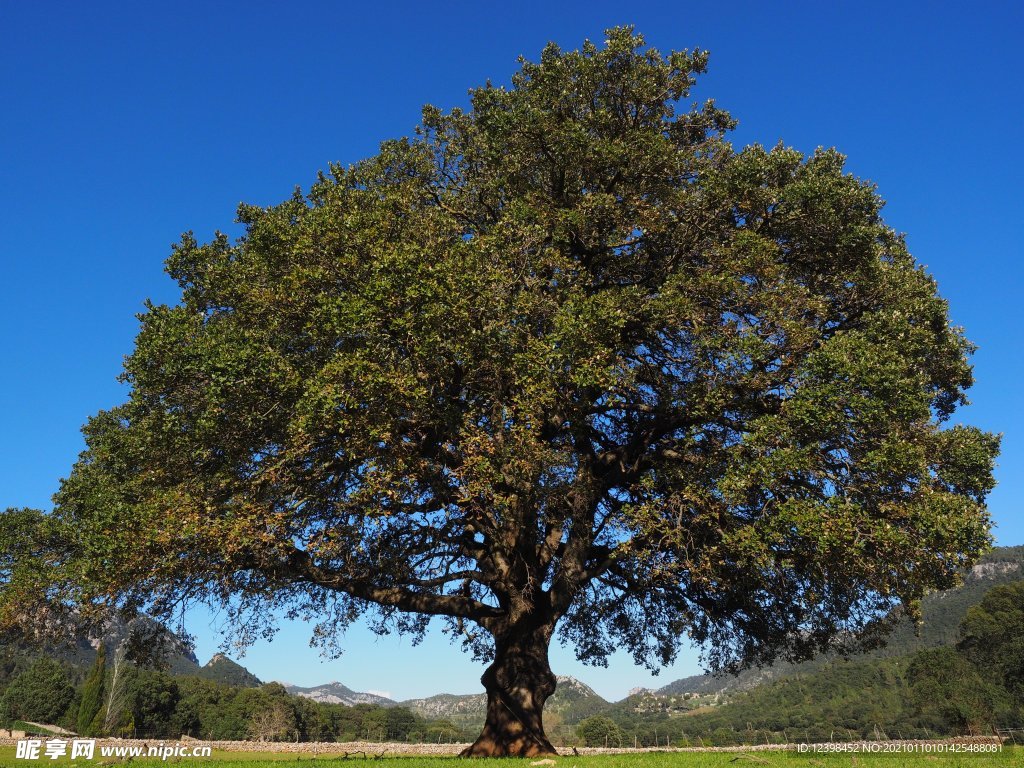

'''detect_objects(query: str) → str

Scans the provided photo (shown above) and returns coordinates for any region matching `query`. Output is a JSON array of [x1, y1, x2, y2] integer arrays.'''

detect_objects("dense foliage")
[[577, 715, 625, 747], [958, 580, 1024, 706], [0, 658, 74, 725]]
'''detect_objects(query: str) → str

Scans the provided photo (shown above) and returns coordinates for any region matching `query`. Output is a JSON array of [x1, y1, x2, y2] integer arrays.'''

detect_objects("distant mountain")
[[869, 545, 1024, 653], [195, 653, 262, 688], [401, 691, 484, 721], [549, 676, 611, 722], [555, 675, 604, 702], [68, 614, 271, 688], [285, 681, 398, 707], [654, 545, 1024, 699], [0, 609, 265, 693], [401, 676, 608, 727], [35, 612, 201, 677], [654, 659, 807, 698]]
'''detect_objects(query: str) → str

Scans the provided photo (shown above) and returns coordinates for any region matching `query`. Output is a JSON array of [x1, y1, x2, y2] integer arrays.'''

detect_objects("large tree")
[[0, 29, 999, 756]]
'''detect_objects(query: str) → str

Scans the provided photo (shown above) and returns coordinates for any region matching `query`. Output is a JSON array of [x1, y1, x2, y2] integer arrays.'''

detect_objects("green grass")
[[0, 748, 1015, 768]]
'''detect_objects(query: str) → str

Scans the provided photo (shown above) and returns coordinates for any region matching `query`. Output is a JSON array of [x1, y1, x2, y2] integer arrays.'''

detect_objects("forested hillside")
[[655, 546, 1024, 698], [599, 565, 1024, 746]]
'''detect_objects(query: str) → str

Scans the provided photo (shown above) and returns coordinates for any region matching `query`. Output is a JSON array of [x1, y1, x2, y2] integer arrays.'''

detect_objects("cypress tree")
[[77, 644, 105, 735]]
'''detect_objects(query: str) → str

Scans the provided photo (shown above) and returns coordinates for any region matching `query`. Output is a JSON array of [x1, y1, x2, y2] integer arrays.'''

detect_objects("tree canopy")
[[0, 28, 999, 755]]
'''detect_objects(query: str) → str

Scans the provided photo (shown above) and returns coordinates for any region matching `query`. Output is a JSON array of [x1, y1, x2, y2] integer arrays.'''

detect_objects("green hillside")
[[875, 545, 1024, 652], [195, 654, 263, 688], [657, 545, 1024, 697], [616, 550, 1024, 746]]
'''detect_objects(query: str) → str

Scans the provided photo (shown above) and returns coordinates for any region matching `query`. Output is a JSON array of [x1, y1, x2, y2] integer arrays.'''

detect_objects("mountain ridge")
[[283, 680, 398, 707]]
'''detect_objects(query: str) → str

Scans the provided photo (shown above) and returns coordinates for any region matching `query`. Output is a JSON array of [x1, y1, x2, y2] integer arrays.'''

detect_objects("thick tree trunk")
[[460, 622, 558, 757]]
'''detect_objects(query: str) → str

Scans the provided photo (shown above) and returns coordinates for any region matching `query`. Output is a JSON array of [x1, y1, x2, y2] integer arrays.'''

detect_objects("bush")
[[577, 715, 623, 747]]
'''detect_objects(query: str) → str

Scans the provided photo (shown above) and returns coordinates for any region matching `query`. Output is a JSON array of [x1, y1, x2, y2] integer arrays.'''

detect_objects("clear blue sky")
[[1, 0, 1021, 701]]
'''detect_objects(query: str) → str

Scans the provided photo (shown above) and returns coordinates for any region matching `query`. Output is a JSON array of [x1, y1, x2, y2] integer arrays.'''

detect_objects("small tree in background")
[[0, 28, 999, 756], [248, 701, 296, 742], [101, 643, 131, 734], [577, 715, 623, 747]]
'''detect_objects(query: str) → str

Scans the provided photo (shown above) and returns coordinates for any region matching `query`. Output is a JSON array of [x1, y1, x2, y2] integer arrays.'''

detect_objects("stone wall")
[[0, 735, 1004, 756]]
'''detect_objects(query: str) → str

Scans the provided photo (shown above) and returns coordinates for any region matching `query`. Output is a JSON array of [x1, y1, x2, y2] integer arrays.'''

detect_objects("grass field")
[[0, 747, 1015, 768]]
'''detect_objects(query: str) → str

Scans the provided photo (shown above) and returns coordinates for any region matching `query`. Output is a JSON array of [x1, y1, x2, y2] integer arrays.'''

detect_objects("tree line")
[[0, 649, 467, 743]]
